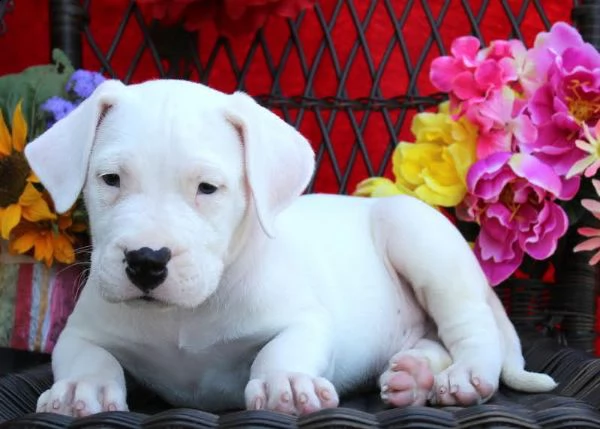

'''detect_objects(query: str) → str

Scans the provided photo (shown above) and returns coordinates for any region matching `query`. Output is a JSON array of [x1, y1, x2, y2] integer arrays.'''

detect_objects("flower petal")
[[11, 101, 27, 152], [592, 179, 600, 196], [10, 229, 37, 254], [33, 232, 54, 267], [512, 114, 537, 145], [582, 198, 600, 214], [453, 72, 481, 100], [567, 155, 593, 179], [53, 233, 75, 264], [466, 151, 512, 194], [430, 57, 464, 92], [474, 237, 523, 286], [0, 109, 11, 157], [509, 153, 562, 197], [21, 198, 56, 222], [574, 237, 600, 252], [589, 250, 600, 265], [584, 160, 600, 178], [577, 227, 600, 237], [19, 184, 56, 222], [0, 204, 22, 239], [18, 183, 43, 205], [522, 201, 568, 260], [354, 178, 404, 198]]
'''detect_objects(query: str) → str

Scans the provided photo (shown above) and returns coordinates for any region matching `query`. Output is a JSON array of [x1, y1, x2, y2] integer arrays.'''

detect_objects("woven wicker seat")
[[1, 0, 600, 427], [2, 336, 600, 427]]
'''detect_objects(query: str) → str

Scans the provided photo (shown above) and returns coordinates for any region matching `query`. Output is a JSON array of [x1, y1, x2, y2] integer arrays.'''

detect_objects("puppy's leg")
[[37, 329, 127, 417], [379, 338, 451, 407], [245, 320, 338, 416], [374, 196, 504, 406]]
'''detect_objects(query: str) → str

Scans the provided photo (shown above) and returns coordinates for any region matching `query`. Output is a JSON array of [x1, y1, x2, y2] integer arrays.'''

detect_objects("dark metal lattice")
[[50, 0, 579, 195]]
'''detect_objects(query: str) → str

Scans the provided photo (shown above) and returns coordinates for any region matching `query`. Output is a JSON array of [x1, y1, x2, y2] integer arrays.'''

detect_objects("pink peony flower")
[[523, 83, 584, 199], [429, 36, 482, 93], [458, 152, 569, 285], [520, 23, 600, 199], [482, 39, 538, 96], [527, 22, 592, 88], [430, 36, 535, 134]]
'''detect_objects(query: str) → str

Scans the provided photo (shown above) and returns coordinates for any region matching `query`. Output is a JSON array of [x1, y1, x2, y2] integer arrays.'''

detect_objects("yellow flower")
[[8, 211, 86, 267], [0, 101, 27, 157], [355, 102, 478, 207], [0, 101, 55, 240]]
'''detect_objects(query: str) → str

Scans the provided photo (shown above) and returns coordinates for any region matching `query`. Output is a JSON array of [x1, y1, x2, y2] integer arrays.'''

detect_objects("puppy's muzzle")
[[124, 247, 172, 293]]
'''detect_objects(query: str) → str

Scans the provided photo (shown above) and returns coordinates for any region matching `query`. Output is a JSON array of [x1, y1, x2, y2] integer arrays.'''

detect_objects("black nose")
[[124, 247, 171, 293]]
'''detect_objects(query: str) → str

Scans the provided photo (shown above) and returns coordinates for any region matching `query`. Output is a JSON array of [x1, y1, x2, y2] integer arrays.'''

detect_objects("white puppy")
[[24, 79, 556, 417]]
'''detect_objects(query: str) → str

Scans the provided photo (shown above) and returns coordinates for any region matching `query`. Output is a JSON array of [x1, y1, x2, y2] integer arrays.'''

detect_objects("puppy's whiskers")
[[72, 266, 91, 300]]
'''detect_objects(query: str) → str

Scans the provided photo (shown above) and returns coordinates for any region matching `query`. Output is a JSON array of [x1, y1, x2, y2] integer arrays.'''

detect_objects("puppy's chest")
[[112, 321, 270, 410]]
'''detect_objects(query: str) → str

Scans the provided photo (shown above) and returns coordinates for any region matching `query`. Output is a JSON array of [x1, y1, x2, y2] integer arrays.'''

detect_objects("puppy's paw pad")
[[432, 364, 497, 406], [245, 373, 339, 415], [379, 354, 433, 407], [36, 379, 128, 417]]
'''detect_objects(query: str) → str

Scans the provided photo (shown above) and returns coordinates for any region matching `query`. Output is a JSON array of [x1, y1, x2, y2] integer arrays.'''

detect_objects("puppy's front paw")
[[431, 362, 497, 406], [36, 379, 128, 417], [245, 372, 339, 415]]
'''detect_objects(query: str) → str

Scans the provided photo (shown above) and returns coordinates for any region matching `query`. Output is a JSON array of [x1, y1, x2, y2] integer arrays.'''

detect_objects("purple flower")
[[40, 96, 77, 126], [66, 70, 106, 100]]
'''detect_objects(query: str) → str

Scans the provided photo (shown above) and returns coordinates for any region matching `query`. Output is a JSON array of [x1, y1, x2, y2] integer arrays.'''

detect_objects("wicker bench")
[[1, 0, 600, 427]]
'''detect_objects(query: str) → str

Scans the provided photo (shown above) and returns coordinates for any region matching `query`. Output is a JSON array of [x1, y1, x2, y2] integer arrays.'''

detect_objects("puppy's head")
[[24, 79, 314, 308]]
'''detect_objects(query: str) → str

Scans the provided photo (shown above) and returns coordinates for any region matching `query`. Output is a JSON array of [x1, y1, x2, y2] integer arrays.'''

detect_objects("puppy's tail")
[[500, 353, 557, 392], [488, 288, 558, 392]]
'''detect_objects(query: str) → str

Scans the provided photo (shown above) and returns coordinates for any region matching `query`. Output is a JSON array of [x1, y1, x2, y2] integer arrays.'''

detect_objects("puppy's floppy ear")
[[24, 79, 126, 214], [225, 91, 315, 238]]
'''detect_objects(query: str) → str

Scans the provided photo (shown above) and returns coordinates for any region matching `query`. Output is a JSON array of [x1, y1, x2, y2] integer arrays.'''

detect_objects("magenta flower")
[[430, 38, 504, 120], [429, 36, 482, 93], [520, 23, 600, 199], [527, 22, 591, 87], [459, 152, 569, 285], [482, 39, 537, 96], [430, 36, 530, 128], [522, 84, 584, 199]]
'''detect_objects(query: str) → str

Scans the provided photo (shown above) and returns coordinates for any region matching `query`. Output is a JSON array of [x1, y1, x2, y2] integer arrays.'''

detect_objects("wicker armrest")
[[1, 336, 600, 428]]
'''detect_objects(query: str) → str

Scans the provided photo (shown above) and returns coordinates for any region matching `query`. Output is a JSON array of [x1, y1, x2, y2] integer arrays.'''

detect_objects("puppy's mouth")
[[123, 295, 172, 309]]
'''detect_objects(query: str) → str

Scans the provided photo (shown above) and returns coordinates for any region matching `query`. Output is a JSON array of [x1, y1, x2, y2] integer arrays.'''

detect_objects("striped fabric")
[[0, 260, 83, 353]]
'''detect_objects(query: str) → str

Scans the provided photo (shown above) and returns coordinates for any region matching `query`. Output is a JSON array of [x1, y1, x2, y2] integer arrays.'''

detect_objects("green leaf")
[[0, 49, 75, 140]]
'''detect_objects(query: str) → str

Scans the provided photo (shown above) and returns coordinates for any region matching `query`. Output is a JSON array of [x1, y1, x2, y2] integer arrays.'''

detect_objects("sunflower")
[[8, 210, 87, 267], [0, 101, 55, 240]]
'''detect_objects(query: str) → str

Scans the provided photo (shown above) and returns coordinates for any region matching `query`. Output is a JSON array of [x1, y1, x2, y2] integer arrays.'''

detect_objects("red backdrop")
[[0, 1, 573, 195]]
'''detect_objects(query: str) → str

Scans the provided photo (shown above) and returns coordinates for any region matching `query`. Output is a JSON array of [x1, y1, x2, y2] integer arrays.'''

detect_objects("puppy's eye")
[[101, 174, 121, 188], [197, 182, 218, 195]]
